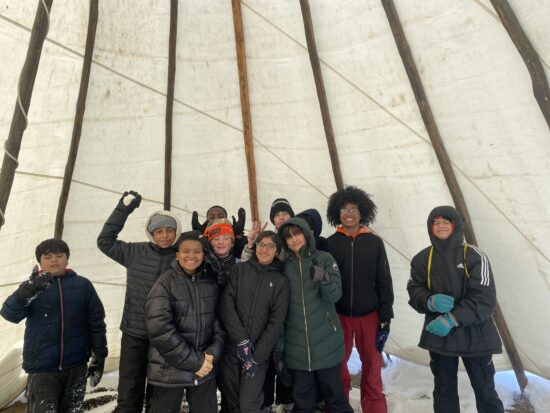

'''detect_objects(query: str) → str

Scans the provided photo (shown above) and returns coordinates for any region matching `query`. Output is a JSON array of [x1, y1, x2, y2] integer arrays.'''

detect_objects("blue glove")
[[237, 339, 254, 363], [242, 359, 259, 379], [375, 322, 390, 352], [425, 313, 457, 337], [427, 294, 454, 313]]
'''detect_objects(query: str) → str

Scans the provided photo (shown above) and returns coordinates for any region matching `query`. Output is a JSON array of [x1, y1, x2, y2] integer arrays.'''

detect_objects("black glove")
[[17, 266, 53, 302], [191, 211, 208, 233], [116, 190, 141, 214], [273, 351, 292, 387], [232, 207, 246, 237], [237, 339, 254, 363], [87, 350, 106, 387], [309, 264, 331, 284], [375, 322, 390, 353]]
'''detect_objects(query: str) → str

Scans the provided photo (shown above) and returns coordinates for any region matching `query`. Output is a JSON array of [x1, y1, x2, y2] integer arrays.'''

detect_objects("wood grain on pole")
[[381, 0, 529, 391], [231, 0, 259, 221], [0, 0, 54, 230], [299, 0, 344, 191], [55, 0, 98, 238]]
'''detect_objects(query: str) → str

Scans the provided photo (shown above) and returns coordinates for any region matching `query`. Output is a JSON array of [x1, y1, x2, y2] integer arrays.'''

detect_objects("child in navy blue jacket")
[[1, 238, 107, 413]]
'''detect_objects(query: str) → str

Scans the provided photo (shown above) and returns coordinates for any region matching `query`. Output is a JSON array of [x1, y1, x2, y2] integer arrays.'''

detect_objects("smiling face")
[[255, 235, 278, 265], [339, 202, 361, 233], [283, 226, 307, 256], [176, 239, 204, 274], [432, 217, 454, 240], [210, 234, 234, 258], [39, 252, 68, 276], [273, 211, 291, 230], [152, 227, 177, 249]]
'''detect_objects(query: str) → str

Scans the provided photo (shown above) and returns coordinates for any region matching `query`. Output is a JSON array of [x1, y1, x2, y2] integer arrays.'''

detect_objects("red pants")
[[339, 312, 387, 413]]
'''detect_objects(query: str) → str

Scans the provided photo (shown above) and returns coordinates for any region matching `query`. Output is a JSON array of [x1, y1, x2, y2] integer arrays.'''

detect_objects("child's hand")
[[195, 354, 213, 377], [247, 221, 267, 247]]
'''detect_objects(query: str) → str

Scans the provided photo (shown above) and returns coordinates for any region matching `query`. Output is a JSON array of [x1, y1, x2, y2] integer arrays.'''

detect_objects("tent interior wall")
[[0, 0, 549, 408]]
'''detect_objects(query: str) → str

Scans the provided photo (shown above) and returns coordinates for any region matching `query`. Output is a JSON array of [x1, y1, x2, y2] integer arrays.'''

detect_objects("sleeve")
[[0, 283, 31, 323], [204, 318, 225, 362], [318, 253, 343, 303], [376, 239, 394, 321], [146, 277, 204, 372], [451, 246, 497, 327], [219, 266, 249, 343], [86, 280, 108, 356], [254, 277, 290, 363], [97, 207, 134, 267], [239, 244, 254, 263], [407, 251, 432, 314]]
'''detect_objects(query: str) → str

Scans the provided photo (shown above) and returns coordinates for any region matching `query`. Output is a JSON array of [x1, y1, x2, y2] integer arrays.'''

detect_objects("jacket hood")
[[145, 210, 182, 247], [427, 205, 464, 252], [278, 217, 317, 256], [297, 208, 323, 239]]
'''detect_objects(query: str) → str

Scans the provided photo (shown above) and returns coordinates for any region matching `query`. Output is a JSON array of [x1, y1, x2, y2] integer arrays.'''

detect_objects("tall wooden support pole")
[[0, 0, 54, 230], [54, 0, 98, 238], [490, 0, 550, 131], [299, 0, 344, 191], [164, 0, 178, 211], [381, 0, 529, 392], [231, 0, 259, 221]]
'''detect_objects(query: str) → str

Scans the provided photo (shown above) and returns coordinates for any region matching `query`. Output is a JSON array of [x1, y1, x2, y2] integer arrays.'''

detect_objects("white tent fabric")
[[1, 0, 549, 408]]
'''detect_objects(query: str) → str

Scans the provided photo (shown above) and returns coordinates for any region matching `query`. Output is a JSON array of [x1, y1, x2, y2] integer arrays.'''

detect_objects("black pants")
[[263, 357, 293, 407], [115, 333, 154, 413], [290, 363, 353, 413], [148, 378, 217, 413], [429, 352, 504, 413], [26, 364, 87, 413], [219, 351, 269, 413]]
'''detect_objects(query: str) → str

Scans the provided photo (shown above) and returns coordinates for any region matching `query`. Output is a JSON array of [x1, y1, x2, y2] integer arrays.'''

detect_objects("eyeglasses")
[[340, 207, 359, 215], [257, 242, 277, 251]]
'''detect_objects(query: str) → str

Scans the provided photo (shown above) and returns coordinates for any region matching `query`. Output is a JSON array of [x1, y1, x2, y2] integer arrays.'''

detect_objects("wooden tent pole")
[[490, 0, 550, 131], [231, 0, 259, 221], [299, 0, 344, 191], [54, 0, 98, 238], [381, 0, 530, 392], [0, 0, 54, 230], [164, 0, 177, 211]]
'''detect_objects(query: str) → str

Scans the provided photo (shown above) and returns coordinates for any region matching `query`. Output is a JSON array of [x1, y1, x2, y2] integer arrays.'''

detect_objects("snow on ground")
[[8, 349, 550, 412]]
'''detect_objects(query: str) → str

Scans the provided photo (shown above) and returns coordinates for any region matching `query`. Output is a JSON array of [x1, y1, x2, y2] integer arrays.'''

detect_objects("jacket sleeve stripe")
[[469, 245, 490, 286]]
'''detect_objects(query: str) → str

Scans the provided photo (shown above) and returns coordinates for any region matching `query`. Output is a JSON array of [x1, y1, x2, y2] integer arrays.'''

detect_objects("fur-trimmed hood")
[[145, 210, 182, 247]]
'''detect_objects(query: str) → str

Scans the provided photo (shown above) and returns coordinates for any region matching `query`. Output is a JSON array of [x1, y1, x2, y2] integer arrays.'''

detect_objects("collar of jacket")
[[170, 258, 207, 279], [249, 256, 284, 272], [52, 269, 76, 279], [336, 225, 371, 239]]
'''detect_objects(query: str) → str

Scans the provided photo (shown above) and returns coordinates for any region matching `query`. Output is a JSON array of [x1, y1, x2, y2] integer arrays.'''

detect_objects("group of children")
[[1, 186, 505, 413]]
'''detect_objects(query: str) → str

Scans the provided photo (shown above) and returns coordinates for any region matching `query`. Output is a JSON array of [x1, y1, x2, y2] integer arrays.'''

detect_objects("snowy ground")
[[5, 349, 550, 412]]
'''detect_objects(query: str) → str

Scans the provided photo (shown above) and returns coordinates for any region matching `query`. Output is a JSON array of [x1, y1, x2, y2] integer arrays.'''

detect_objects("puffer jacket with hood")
[[97, 208, 181, 338], [278, 217, 345, 371], [407, 206, 502, 357], [146, 259, 225, 387], [297, 208, 329, 252]]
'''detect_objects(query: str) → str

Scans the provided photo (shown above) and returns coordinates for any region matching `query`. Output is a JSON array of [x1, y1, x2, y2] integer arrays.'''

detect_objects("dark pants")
[[263, 356, 293, 407], [115, 333, 154, 413], [290, 363, 353, 413], [26, 364, 87, 413], [148, 378, 217, 413], [219, 351, 269, 413], [430, 352, 504, 413]]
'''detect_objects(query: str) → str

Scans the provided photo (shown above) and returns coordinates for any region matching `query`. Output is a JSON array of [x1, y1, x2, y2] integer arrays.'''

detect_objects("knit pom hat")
[[269, 198, 295, 224], [205, 218, 235, 241]]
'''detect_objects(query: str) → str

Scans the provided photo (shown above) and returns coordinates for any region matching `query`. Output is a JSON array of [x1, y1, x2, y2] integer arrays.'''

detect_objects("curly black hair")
[[326, 185, 377, 227]]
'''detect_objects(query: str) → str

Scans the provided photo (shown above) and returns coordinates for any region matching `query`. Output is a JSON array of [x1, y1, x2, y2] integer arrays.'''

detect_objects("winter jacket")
[[220, 257, 290, 364], [297, 208, 329, 252], [97, 207, 181, 338], [146, 260, 225, 387], [407, 206, 502, 357], [327, 227, 394, 321], [278, 217, 345, 371], [1, 270, 107, 373]]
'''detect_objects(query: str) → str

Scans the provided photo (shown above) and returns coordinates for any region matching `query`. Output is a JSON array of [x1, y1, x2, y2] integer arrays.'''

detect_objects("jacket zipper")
[[298, 259, 312, 370], [192, 274, 200, 385], [57, 278, 64, 370], [350, 238, 354, 317], [327, 312, 337, 331]]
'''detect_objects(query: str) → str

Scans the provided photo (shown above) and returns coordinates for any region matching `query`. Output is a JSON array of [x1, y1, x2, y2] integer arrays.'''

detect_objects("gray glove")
[[310, 265, 331, 284]]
